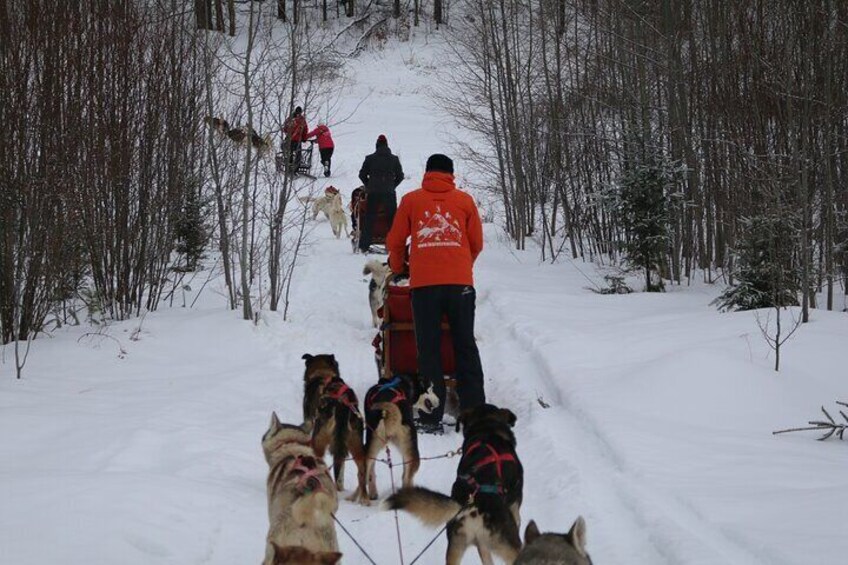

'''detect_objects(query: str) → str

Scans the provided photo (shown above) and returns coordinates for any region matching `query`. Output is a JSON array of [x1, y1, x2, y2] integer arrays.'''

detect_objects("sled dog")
[[311, 190, 338, 221], [311, 375, 368, 494], [515, 518, 592, 565], [386, 404, 524, 565], [204, 116, 230, 135], [351, 373, 439, 505], [327, 193, 349, 239], [301, 353, 341, 433], [363, 260, 390, 328], [261, 413, 338, 565]]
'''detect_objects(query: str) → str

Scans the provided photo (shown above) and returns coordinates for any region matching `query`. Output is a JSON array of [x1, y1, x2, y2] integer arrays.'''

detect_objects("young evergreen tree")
[[714, 214, 800, 312], [174, 189, 209, 272], [616, 156, 677, 292]]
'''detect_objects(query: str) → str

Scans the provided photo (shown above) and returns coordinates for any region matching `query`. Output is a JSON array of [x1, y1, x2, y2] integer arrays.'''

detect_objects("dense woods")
[[446, 0, 848, 306], [2, 0, 846, 377], [1, 1, 206, 375]]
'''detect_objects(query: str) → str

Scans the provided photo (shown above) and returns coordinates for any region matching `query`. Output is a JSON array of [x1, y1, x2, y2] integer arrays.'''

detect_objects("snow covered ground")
[[2, 32, 847, 565]]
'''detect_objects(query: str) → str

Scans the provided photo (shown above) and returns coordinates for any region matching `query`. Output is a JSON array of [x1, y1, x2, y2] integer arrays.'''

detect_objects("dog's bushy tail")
[[385, 487, 462, 527]]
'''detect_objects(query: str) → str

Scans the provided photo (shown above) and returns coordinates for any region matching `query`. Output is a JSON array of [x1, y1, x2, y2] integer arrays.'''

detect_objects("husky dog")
[[223, 125, 272, 156], [363, 260, 390, 328], [301, 353, 341, 433], [327, 194, 349, 239], [267, 543, 342, 565], [515, 518, 592, 565], [351, 373, 439, 505], [261, 414, 339, 565], [311, 191, 338, 221], [386, 404, 524, 565], [205, 116, 230, 135], [311, 376, 367, 494]]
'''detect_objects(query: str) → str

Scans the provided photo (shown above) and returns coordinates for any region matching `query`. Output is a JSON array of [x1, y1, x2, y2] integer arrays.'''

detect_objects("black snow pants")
[[411, 284, 485, 424], [359, 191, 396, 252]]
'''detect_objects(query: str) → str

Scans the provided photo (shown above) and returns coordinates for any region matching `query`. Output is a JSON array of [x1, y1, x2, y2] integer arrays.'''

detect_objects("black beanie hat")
[[294, 106, 302, 115], [425, 154, 454, 174]]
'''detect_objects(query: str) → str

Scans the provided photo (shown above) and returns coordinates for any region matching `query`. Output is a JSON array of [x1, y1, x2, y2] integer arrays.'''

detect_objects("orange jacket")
[[387, 172, 483, 289]]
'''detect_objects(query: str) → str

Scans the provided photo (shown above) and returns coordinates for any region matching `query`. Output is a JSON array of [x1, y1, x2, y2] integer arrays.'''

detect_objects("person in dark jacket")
[[357, 134, 404, 252]]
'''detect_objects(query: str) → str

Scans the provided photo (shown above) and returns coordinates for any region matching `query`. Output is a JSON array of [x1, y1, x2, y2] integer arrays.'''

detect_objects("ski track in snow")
[[480, 275, 788, 565]]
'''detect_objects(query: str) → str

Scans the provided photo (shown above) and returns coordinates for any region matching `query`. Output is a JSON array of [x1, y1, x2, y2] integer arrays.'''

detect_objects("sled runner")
[[374, 274, 457, 389], [350, 190, 390, 253], [275, 140, 317, 179]]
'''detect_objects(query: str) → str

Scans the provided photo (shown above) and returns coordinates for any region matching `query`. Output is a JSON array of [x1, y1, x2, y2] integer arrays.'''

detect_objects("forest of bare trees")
[[446, 0, 848, 309], [3, 0, 845, 377], [1, 1, 207, 376], [0, 0, 343, 376]]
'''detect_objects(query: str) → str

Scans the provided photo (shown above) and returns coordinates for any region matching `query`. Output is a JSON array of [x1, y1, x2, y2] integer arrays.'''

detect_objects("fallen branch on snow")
[[773, 401, 848, 441]]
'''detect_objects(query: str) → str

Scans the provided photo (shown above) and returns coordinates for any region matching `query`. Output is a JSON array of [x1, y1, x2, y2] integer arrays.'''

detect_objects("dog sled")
[[374, 274, 457, 390], [275, 140, 316, 179], [350, 188, 390, 253]]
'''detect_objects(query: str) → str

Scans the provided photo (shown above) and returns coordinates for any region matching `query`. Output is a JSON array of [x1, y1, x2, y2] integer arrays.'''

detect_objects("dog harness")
[[365, 376, 407, 410], [289, 456, 327, 494], [459, 440, 517, 496], [323, 380, 361, 415]]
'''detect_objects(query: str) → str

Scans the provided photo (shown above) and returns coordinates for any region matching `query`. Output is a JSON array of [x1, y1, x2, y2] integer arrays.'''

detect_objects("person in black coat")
[[358, 134, 404, 252]]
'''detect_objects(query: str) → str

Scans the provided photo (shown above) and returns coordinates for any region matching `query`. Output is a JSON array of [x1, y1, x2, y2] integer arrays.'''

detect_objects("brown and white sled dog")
[[515, 518, 592, 565], [351, 373, 439, 505], [261, 414, 339, 565], [311, 375, 368, 494], [301, 353, 341, 434], [363, 260, 390, 328], [386, 404, 524, 565]]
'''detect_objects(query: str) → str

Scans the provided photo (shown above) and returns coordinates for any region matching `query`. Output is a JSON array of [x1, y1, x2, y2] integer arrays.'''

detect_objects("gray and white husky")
[[261, 414, 339, 565], [515, 517, 592, 565]]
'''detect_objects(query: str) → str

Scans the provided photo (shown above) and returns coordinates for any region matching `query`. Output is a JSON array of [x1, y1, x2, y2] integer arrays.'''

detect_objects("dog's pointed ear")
[[498, 408, 517, 428], [567, 516, 588, 557], [320, 551, 343, 564], [524, 520, 541, 545], [269, 411, 282, 433], [302, 353, 314, 362]]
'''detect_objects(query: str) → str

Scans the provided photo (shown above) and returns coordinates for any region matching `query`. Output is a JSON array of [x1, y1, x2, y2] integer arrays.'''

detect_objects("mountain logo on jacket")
[[416, 206, 463, 248]]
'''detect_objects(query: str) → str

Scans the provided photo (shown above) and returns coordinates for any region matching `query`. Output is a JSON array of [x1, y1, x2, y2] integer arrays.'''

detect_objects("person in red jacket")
[[283, 106, 308, 169], [306, 124, 335, 177], [386, 154, 485, 434]]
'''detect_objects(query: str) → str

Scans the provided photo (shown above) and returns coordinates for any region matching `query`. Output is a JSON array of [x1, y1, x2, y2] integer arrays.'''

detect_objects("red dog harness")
[[289, 456, 327, 493], [365, 376, 407, 410], [460, 441, 517, 496], [323, 380, 360, 415]]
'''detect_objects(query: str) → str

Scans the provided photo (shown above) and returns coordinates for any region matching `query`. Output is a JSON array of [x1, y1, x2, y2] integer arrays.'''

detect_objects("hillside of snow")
[[2, 29, 847, 565]]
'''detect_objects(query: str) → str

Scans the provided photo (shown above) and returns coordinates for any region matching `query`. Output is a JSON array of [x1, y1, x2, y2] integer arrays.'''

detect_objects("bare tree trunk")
[[214, 0, 224, 31], [239, 2, 257, 321]]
